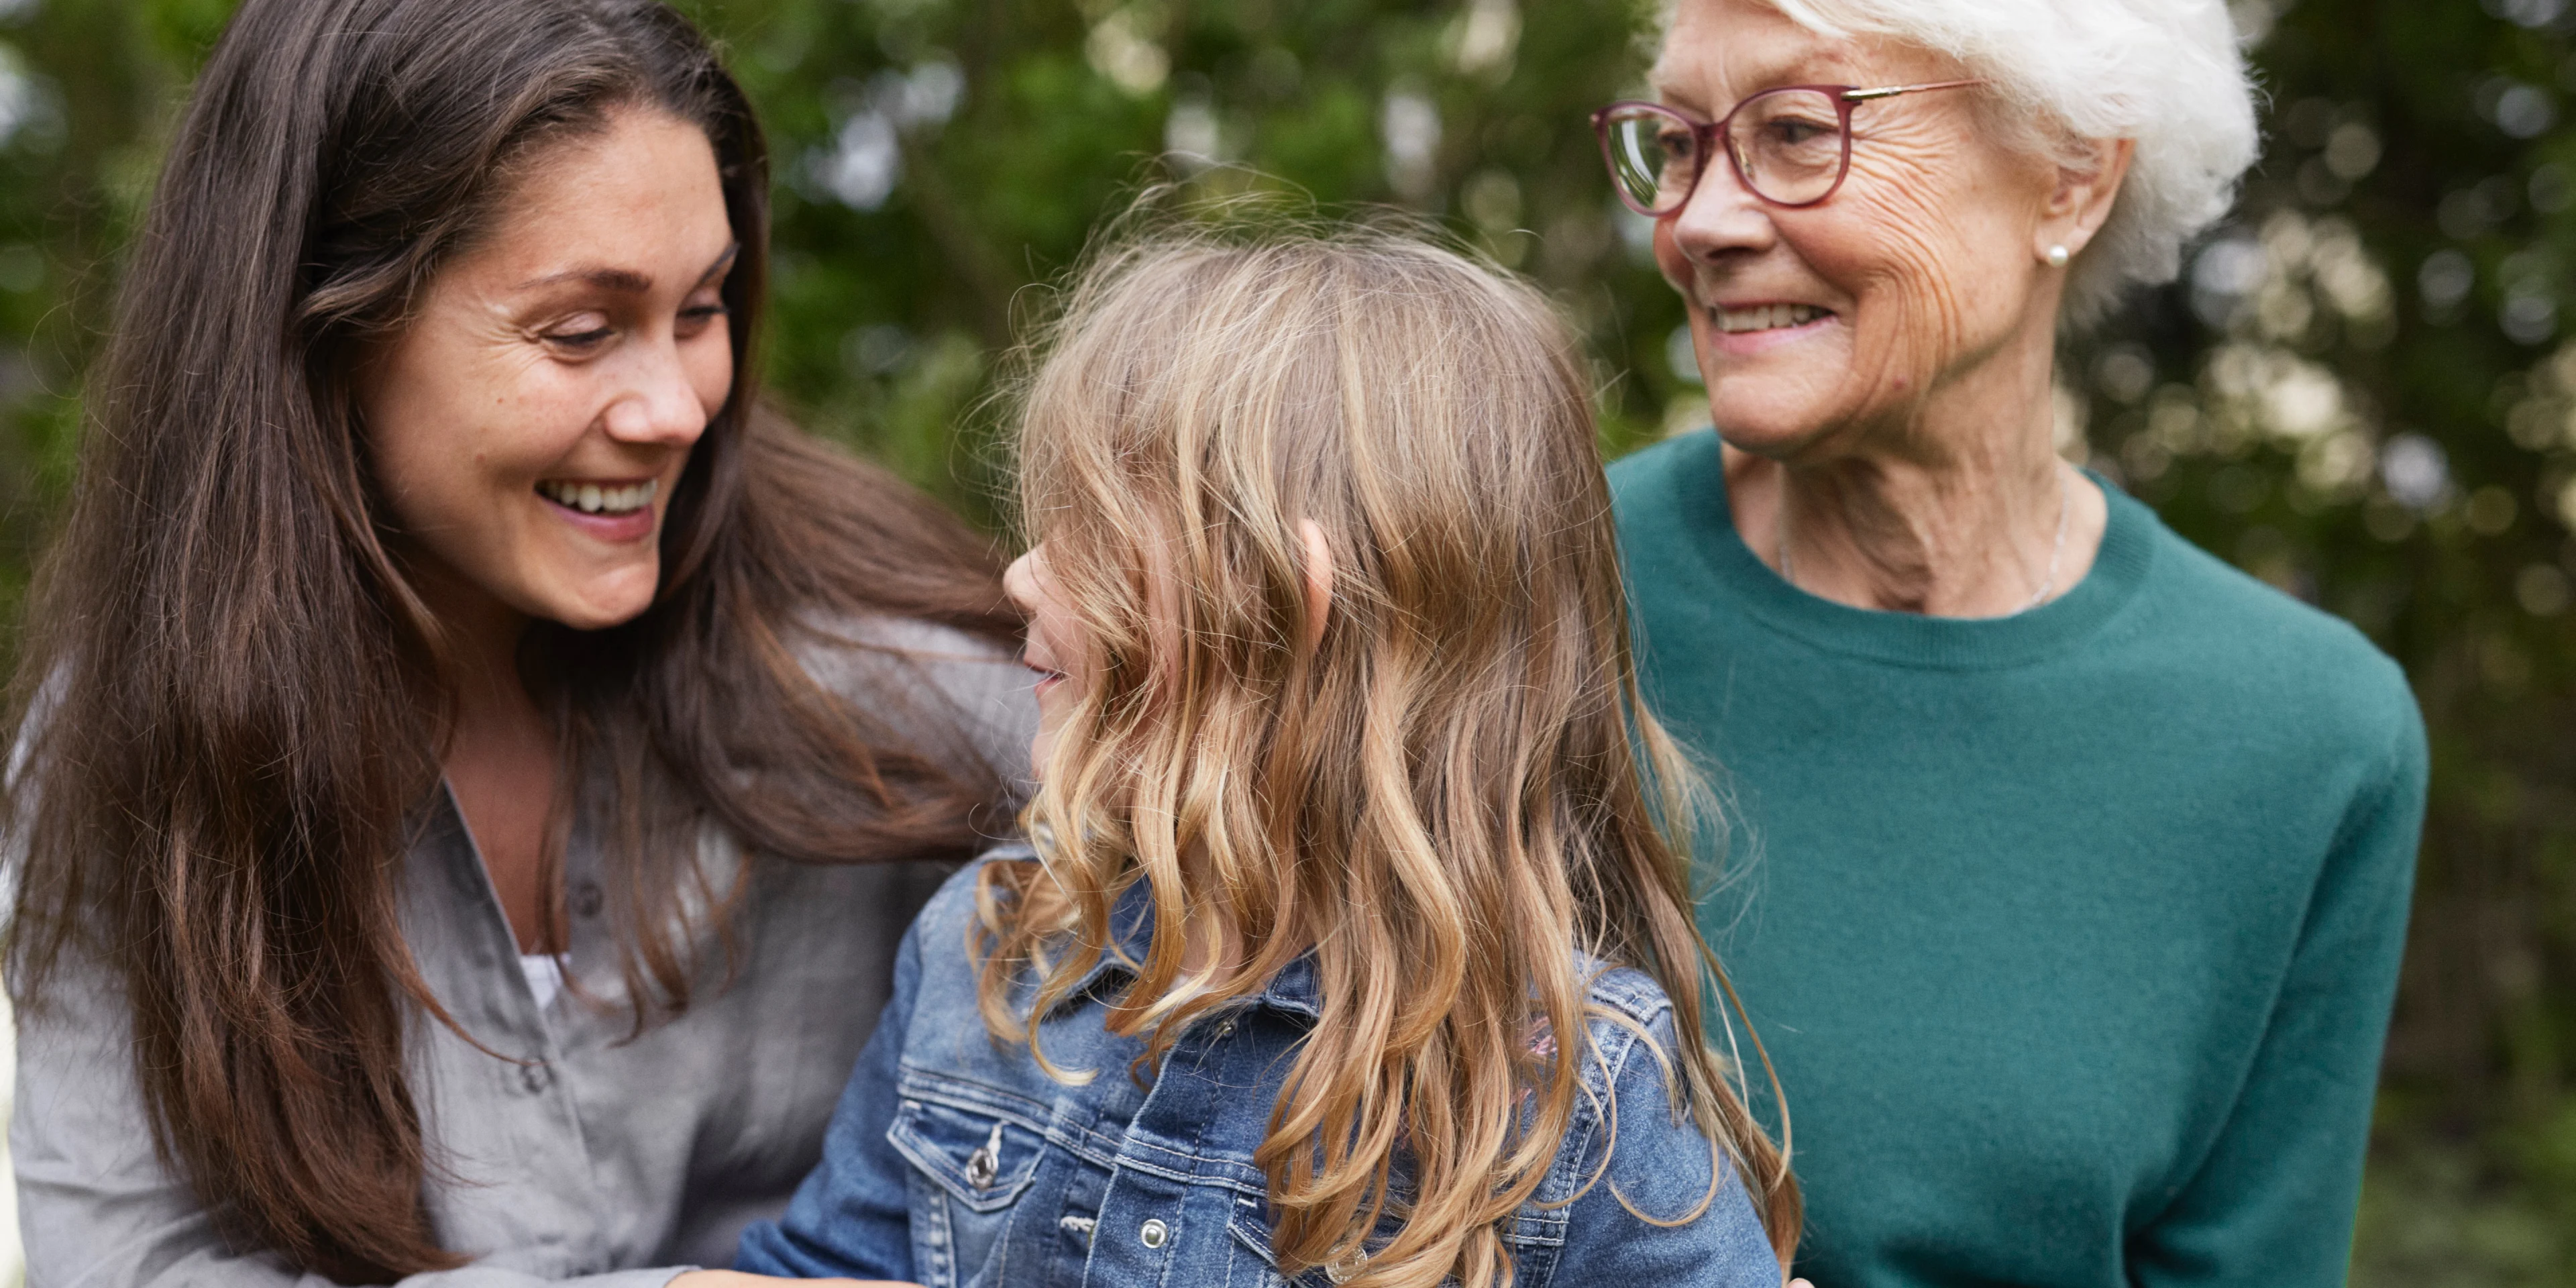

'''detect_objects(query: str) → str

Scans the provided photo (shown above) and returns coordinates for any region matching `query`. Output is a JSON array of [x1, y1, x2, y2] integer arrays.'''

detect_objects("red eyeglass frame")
[[1589, 79, 1987, 215]]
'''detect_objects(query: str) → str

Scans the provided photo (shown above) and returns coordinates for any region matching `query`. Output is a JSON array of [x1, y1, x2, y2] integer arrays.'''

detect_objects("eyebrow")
[[514, 243, 741, 294]]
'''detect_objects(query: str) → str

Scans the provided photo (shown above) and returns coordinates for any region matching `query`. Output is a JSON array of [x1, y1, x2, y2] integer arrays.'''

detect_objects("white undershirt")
[[519, 953, 566, 1013]]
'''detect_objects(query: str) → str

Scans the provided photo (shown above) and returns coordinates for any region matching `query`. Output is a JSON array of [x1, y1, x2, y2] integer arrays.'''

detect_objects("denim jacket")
[[735, 849, 1780, 1288]]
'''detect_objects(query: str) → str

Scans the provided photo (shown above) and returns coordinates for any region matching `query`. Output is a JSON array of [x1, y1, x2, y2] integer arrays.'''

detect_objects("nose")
[[1002, 547, 1042, 617], [599, 337, 714, 448], [1663, 148, 1777, 268]]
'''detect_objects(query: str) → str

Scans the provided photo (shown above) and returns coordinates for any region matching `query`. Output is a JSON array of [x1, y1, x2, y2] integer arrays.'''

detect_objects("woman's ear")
[[1297, 519, 1334, 653], [2036, 136, 2135, 264]]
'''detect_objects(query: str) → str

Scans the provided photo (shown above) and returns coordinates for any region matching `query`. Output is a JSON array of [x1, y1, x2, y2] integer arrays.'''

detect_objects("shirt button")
[[571, 880, 605, 918], [519, 1061, 554, 1093], [1138, 1218, 1169, 1249]]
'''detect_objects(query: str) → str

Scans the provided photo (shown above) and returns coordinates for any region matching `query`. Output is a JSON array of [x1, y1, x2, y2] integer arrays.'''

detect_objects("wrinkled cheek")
[[1819, 180, 1976, 379], [1864, 301, 1945, 398], [1852, 250, 1974, 398]]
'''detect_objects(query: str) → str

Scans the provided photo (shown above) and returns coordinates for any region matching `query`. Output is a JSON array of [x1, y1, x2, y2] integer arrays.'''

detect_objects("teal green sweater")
[[1608, 431, 2426, 1288]]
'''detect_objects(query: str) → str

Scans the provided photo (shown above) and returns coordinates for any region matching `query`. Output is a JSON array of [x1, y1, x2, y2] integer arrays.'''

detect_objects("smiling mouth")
[[537, 478, 659, 515], [1713, 303, 1833, 333]]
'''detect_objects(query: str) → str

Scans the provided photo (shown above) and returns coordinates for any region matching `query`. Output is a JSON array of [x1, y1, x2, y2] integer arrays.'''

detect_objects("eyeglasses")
[[1590, 80, 1985, 216]]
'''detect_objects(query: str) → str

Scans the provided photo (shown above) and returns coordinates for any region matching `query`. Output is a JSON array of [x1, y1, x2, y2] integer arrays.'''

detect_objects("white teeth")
[[540, 478, 658, 515], [1714, 303, 1829, 333]]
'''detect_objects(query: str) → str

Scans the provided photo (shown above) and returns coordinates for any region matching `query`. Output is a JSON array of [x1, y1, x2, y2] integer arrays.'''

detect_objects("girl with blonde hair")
[[736, 224, 1799, 1288]]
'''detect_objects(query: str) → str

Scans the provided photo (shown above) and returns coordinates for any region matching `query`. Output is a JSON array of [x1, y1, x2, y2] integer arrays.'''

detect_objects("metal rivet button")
[[519, 1061, 553, 1093], [1138, 1218, 1169, 1249], [964, 1122, 1004, 1187], [1214, 1018, 1236, 1038]]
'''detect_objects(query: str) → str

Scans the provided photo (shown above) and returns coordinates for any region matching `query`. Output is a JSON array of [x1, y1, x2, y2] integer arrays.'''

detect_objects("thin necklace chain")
[[1776, 462, 2072, 614]]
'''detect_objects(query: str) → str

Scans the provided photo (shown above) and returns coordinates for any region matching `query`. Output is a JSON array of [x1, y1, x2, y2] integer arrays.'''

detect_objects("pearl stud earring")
[[2045, 244, 2072, 268]]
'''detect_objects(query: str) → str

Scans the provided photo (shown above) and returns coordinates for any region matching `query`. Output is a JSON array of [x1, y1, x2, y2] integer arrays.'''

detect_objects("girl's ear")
[[1297, 519, 1334, 653]]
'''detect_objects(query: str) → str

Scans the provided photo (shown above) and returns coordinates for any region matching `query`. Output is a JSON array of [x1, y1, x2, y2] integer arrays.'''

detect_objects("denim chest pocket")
[[890, 1097, 1044, 1208], [888, 1097, 1048, 1287]]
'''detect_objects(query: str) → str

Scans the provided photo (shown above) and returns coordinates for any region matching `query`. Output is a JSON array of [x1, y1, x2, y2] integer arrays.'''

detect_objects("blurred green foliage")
[[0, 0, 2567, 1279]]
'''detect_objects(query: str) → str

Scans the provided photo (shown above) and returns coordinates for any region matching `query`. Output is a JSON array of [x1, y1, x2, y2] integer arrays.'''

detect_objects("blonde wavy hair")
[[977, 220, 1799, 1286]]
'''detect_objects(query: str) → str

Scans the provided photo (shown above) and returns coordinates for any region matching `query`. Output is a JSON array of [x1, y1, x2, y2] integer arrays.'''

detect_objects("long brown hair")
[[977, 225, 1799, 1287], [3, 0, 1015, 1280]]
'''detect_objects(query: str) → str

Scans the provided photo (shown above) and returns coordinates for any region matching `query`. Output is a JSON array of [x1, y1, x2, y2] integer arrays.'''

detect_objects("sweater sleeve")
[[2128, 699, 2428, 1287], [731, 917, 922, 1280]]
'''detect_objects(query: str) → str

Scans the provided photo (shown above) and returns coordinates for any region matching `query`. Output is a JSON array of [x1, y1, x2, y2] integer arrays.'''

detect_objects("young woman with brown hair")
[[3, 0, 1030, 1283]]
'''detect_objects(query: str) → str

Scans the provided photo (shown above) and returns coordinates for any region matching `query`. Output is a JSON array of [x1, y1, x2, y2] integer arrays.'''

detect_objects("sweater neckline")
[[1660, 431, 2154, 672]]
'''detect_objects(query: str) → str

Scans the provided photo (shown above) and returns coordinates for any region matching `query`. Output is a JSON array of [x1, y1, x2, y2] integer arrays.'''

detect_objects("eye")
[[1761, 116, 1838, 149], [541, 313, 615, 350], [1654, 123, 1700, 161], [676, 298, 730, 335]]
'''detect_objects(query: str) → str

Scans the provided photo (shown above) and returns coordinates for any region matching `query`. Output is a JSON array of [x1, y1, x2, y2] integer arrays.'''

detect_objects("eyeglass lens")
[[1601, 89, 1849, 215], [1600, 106, 1703, 214], [1729, 89, 1846, 205]]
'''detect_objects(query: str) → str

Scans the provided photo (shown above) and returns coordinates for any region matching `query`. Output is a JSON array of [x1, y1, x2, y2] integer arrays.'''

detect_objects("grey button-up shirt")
[[12, 619, 1037, 1287]]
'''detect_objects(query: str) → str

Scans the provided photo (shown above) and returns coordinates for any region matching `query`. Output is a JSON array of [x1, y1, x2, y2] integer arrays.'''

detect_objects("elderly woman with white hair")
[[1600, 1, 2428, 1284]]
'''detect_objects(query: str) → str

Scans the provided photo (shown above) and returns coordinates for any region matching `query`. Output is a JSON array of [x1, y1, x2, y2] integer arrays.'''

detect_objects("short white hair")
[[1662, 0, 2259, 329]]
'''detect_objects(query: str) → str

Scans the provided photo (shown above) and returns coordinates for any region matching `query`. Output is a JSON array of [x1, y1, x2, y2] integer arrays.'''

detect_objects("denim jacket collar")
[[1053, 869, 1324, 1023]]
